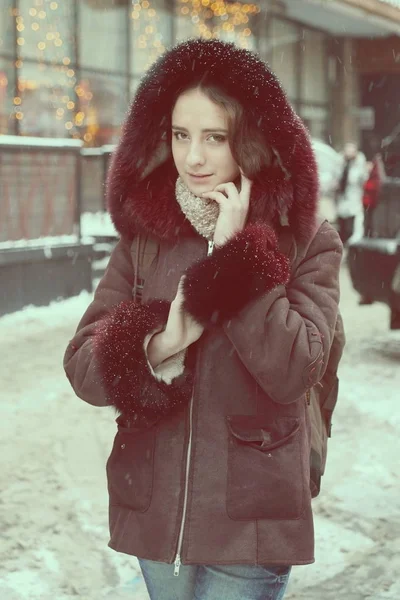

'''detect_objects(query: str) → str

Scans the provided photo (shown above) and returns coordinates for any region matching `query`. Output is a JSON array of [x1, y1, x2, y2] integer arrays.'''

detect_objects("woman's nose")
[[186, 143, 206, 167]]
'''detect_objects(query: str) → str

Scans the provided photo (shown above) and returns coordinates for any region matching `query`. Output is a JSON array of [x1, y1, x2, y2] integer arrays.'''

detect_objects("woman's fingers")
[[213, 182, 238, 197], [201, 190, 230, 205]]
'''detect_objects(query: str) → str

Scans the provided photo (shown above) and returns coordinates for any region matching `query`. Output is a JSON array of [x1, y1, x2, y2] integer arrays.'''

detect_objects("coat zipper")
[[173, 238, 214, 577], [174, 393, 194, 576]]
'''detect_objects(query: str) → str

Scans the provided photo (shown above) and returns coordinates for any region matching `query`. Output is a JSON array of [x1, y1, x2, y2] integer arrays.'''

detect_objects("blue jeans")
[[138, 558, 291, 600]]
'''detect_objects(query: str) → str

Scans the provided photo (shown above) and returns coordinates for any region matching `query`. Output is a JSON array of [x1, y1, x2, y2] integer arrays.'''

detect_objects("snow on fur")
[[94, 299, 193, 424], [106, 38, 318, 243], [182, 223, 290, 327]]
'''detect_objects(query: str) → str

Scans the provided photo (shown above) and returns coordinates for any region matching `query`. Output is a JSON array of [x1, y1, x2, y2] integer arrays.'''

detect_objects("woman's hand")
[[202, 171, 252, 247], [147, 277, 204, 368]]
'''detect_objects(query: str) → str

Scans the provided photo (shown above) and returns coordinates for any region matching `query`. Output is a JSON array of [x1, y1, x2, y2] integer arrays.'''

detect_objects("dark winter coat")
[[64, 39, 343, 567]]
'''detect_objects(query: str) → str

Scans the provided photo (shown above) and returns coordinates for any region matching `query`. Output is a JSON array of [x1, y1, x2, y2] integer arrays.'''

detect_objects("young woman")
[[64, 39, 343, 600]]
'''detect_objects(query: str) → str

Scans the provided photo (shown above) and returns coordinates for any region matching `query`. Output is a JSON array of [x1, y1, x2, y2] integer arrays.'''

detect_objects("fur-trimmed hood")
[[107, 38, 319, 243]]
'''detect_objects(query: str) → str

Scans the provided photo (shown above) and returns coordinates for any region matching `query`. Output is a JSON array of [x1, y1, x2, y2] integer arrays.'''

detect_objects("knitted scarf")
[[175, 177, 219, 241]]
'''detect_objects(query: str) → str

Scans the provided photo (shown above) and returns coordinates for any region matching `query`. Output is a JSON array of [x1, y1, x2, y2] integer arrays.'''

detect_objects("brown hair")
[[173, 81, 273, 180]]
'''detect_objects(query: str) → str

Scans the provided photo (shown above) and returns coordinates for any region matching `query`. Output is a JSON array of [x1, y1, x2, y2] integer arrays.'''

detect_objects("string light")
[[8, 0, 259, 142]]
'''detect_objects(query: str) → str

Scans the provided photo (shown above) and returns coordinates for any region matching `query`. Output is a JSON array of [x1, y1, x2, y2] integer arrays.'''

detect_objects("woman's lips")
[[187, 173, 212, 181]]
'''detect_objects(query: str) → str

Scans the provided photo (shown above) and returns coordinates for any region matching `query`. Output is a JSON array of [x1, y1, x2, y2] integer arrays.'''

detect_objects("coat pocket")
[[106, 419, 156, 512], [226, 415, 304, 521]]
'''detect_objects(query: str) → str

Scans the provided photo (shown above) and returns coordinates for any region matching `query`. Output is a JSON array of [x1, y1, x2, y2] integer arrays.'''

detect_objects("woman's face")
[[171, 88, 240, 195]]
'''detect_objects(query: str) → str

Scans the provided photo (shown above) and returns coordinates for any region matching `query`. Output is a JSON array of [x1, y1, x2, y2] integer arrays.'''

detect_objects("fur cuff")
[[94, 300, 193, 426], [182, 223, 290, 327]]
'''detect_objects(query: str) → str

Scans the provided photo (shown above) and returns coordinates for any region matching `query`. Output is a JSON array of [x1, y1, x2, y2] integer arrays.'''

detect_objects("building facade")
[[0, 0, 399, 149]]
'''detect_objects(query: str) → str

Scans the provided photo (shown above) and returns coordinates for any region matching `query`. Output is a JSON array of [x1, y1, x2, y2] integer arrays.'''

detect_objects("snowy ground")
[[0, 264, 399, 600]]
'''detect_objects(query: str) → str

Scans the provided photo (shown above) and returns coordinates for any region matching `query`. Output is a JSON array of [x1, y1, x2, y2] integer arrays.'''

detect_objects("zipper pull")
[[174, 554, 181, 577], [207, 240, 215, 256]]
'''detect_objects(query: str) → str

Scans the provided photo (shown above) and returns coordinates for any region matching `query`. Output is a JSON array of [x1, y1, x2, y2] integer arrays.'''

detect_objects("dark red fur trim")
[[94, 299, 193, 426], [107, 39, 318, 244], [182, 224, 290, 327]]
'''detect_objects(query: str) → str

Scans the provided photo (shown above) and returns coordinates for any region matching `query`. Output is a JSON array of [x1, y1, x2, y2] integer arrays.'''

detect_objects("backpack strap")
[[131, 234, 160, 302]]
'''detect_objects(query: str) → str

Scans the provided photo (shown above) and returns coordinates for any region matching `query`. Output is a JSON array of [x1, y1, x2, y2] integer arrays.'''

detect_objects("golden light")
[[84, 133, 93, 142], [38, 11, 46, 19], [65, 121, 73, 130], [67, 101, 75, 109], [32, 23, 39, 31], [17, 37, 25, 45], [142, 1, 150, 8], [17, 24, 25, 32], [67, 69, 75, 77], [54, 39, 62, 47], [16, 112, 24, 120], [38, 42, 46, 50], [46, 33, 54, 40], [50, 2, 58, 9], [13, 97, 22, 105], [62, 57, 70, 65], [15, 59, 23, 68], [29, 8, 37, 16], [56, 108, 64, 116]]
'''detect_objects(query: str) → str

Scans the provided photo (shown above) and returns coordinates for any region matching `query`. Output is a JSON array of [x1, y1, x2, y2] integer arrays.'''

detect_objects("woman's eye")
[[173, 132, 188, 141], [208, 134, 226, 143]]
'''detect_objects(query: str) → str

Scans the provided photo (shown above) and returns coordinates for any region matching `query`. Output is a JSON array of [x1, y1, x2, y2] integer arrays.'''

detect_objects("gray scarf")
[[175, 177, 219, 241]]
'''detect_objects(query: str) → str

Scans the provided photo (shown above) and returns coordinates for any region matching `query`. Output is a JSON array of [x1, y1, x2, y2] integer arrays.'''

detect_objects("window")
[[77, 72, 129, 145], [17, 0, 76, 65], [174, 1, 259, 50], [0, 0, 14, 56], [0, 57, 15, 134], [130, 0, 172, 83], [79, 0, 128, 72], [17, 62, 77, 138]]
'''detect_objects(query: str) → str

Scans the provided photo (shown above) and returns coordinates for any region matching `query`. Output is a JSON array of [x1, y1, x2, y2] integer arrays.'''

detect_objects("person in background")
[[335, 142, 368, 245], [362, 153, 385, 238]]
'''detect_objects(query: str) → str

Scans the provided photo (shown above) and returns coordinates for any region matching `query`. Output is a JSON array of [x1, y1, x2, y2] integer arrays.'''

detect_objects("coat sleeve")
[[63, 237, 192, 426], [182, 221, 343, 405]]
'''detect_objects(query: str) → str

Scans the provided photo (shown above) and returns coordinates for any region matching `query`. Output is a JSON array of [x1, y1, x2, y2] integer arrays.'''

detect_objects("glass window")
[[77, 72, 129, 146], [17, 0, 75, 65], [79, 0, 128, 72], [300, 29, 328, 104], [0, 57, 15, 134], [17, 62, 77, 138], [130, 0, 173, 81], [0, 0, 14, 56], [174, 1, 259, 50]]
